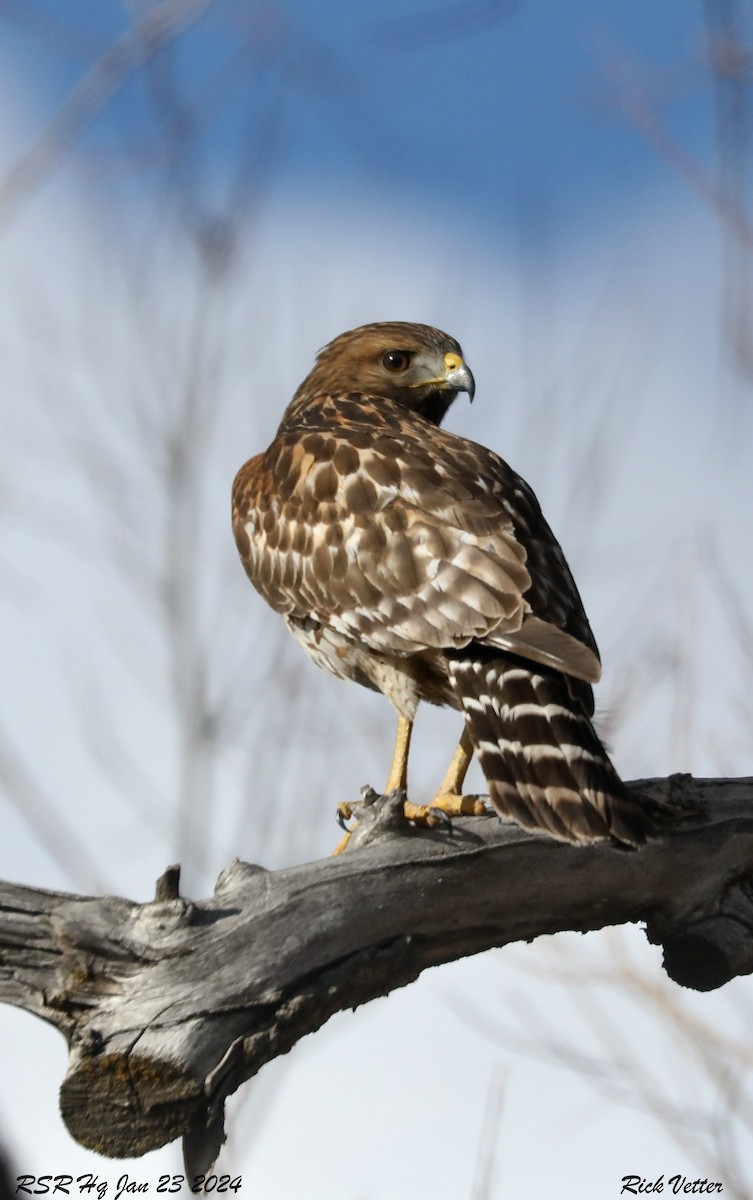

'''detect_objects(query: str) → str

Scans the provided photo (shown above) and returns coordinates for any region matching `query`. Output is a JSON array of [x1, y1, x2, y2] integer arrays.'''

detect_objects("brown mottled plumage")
[[232, 321, 651, 846]]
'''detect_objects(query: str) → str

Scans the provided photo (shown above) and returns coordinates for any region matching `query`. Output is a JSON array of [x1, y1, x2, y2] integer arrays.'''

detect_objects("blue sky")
[[0, 0, 717, 240]]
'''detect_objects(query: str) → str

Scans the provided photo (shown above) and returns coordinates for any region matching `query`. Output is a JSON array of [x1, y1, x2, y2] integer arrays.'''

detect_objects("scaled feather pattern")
[[233, 322, 651, 846]]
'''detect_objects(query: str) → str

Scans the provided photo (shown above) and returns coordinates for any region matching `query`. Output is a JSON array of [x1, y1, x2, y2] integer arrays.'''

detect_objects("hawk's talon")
[[428, 806, 454, 835], [336, 802, 354, 833]]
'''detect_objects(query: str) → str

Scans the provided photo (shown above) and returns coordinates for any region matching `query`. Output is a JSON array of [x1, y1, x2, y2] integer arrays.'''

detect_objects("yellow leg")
[[385, 714, 413, 792], [332, 826, 354, 855], [403, 727, 487, 824], [437, 726, 474, 795], [333, 715, 413, 854]]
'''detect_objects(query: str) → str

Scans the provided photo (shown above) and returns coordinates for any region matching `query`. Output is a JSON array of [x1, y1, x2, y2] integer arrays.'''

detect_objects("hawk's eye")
[[382, 350, 412, 373]]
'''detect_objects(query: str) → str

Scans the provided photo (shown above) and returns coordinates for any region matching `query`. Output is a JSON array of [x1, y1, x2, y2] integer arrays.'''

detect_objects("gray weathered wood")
[[1, 774, 752, 1173]]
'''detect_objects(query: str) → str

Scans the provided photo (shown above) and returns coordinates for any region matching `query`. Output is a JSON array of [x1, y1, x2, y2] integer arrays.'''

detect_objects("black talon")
[[337, 810, 351, 832], [428, 806, 454, 836]]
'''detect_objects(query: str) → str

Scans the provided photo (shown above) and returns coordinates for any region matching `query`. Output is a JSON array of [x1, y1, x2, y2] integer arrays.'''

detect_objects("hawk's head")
[[295, 322, 475, 426]]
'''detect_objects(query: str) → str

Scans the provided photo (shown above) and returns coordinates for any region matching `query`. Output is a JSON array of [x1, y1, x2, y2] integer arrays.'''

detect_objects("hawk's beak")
[[442, 352, 475, 401]]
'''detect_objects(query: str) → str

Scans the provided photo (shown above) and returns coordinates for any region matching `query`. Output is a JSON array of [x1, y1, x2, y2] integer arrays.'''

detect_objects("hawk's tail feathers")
[[446, 653, 652, 847]]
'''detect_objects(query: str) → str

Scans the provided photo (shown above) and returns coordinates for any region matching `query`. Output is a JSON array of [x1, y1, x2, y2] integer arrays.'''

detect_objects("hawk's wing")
[[232, 395, 601, 685]]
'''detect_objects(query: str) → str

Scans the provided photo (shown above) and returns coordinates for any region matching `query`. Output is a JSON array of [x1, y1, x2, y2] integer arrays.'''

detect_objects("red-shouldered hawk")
[[232, 322, 651, 846]]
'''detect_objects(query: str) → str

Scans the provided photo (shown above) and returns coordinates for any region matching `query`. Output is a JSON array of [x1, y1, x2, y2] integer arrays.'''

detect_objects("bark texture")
[[1, 774, 752, 1173]]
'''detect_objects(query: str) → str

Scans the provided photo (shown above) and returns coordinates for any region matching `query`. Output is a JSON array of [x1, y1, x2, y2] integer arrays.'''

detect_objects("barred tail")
[[446, 651, 650, 846]]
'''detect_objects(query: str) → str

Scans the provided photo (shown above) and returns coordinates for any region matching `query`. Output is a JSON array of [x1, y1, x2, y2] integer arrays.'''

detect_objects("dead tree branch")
[[1, 774, 752, 1173]]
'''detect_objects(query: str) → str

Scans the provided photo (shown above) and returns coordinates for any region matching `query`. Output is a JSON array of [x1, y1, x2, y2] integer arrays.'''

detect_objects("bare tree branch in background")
[[0, 0, 216, 227], [445, 16, 753, 1188], [367, 0, 521, 47], [698, 535, 753, 770], [0, 733, 103, 890], [0, 8, 340, 1175], [450, 919, 753, 1200], [598, 0, 753, 383], [0, 0, 371, 881], [703, 0, 753, 380], [470, 1067, 507, 1200]]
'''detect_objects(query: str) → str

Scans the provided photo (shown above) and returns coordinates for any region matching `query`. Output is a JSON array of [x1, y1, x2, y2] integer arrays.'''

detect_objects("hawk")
[[232, 322, 650, 846]]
